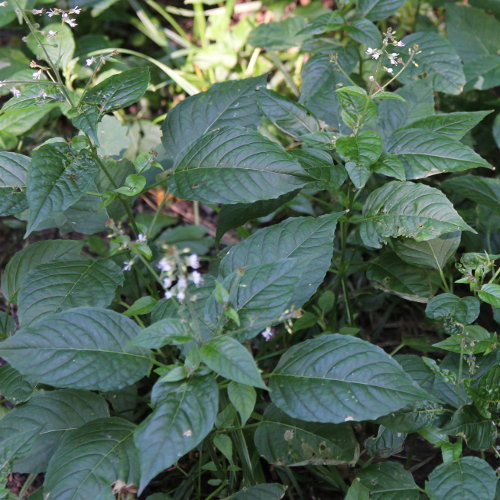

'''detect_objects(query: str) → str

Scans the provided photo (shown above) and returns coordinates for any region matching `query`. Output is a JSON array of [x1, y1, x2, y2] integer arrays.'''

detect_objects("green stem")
[[266, 51, 300, 97]]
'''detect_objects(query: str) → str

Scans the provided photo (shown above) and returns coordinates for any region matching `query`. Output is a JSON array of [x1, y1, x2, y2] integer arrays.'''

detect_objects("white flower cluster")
[[157, 247, 203, 302], [31, 5, 81, 29], [365, 27, 406, 77]]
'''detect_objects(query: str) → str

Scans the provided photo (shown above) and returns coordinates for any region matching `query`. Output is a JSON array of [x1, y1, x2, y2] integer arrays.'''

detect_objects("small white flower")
[[365, 47, 374, 55], [32, 8, 44, 14], [164, 290, 173, 299], [11, 88, 20, 98], [371, 52, 380, 60], [384, 66, 394, 74], [40, 91, 48, 99], [177, 278, 187, 290], [190, 271, 203, 286], [69, 5, 81, 14], [47, 30, 57, 38], [32, 69, 42, 80], [396, 41, 405, 47], [123, 260, 134, 271], [64, 17, 77, 27], [0, 80, 6, 88], [187, 254, 200, 269], [261, 327, 273, 341], [368, 75, 375, 81], [137, 233, 147, 242], [157, 258, 172, 273], [182, 429, 192, 437], [0, 1, 8, 6], [85, 57, 94, 66], [46, 8, 58, 17], [176, 290, 185, 302], [162, 277, 172, 289]]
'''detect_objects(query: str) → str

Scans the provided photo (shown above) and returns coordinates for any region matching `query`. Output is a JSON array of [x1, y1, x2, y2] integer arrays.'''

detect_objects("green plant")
[[0, 0, 498, 499]]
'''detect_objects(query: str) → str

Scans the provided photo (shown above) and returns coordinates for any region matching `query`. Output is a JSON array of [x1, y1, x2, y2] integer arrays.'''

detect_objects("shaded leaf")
[[442, 175, 500, 212], [0, 365, 33, 405], [0, 151, 29, 216], [357, 0, 406, 20], [426, 294, 480, 324]]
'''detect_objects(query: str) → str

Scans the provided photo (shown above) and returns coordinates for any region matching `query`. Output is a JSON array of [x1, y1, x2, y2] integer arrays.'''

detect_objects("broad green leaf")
[[227, 382, 256, 424], [377, 79, 435, 139], [433, 325, 492, 354], [257, 88, 320, 139], [425, 457, 496, 500], [69, 106, 100, 144], [115, 174, 146, 196], [345, 478, 370, 500], [0, 307, 151, 391], [343, 18, 381, 47], [442, 175, 500, 212], [367, 252, 440, 302], [360, 181, 474, 248], [0, 104, 59, 136], [365, 425, 406, 459], [290, 149, 347, 191], [231, 484, 287, 500], [161, 75, 266, 162], [83, 67, 150, 113], [372, 155, 406, 180], [212, 259, 301, 337], [124, 296, 157, 317], [0, 390, 109, 473], [298, 11, 345, 36], [26, 23, 75, 69], [387, 129, 492, 179], [18, 259, 123, 326], [169, 127, 308, 204], [442, 406, 497, 451], [447, 5, 500, 90], [425, 294, 480, 324], [478, 284, 500, 308], [469, 365, 500, 418], [269, 334, 426, 423], [399, 32, 465, 95], [134, 376, 218, 492], [45, 417, 139, 500], [26, 143, 99, 235], [254, 405, 359, 466], [337, 86, 377, 129], [220, 215, 340, 310], [392, 231, 461, 270], [0, 365, 33, 405], [357, 0, 406, 20], [247, 17, 307, 50], [1, 240, 84, 304], [357, 462, 420, 500], [200, 336, 266, 389], [216, 191, 297, 242], [299, 54, 354, 128], [336, 131, 382, 188], [0, 151, 29, 216], [401, 111, 492, 140], [377, 401, 444, 433]]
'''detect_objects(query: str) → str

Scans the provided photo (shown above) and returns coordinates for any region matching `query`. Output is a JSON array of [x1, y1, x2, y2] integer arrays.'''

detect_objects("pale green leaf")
[[254, 405, 359, 466], [478, 284, 500, 308], [0, 307, 151, 391], [200, 336, 266, 389], [26, 23, 75, 68], [247, 17, 307, 50], [227, 382, 256, 424], [269, 334, 426, 423]]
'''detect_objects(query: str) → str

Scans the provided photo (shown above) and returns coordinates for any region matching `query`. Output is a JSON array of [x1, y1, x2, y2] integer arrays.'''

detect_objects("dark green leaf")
[[0, 151, 29, 216], [337, 86, 377, 129], [343, 18, 381, 47], [26, 143, 99, 235], [442, 175, 500, 212], [169, 127, 308, 204], [0, 389, 109, 473], [83, 67, 150, 112], [269, 334, 426, 423], [360, 181, 474, 248], [357, 0, 406, 20], [45, 417, 139, 500], [247, 17, 307, 50], [134, 376, 218, 492], [161, 75, 266, 162], [478, 284, 500, 308], [426, 294, 480, 324], [18, 259, 123, 326], [365, 425, 406, 459], [425, 457, 496, 500], [1, 240, 84, 304], [0, 365, 33, 405], [0, 307, 151, 391], [231, 484, 287, 500]]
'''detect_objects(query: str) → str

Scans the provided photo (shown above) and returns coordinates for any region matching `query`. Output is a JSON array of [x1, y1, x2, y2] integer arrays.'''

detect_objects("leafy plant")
[[0, 0, 498, 499]]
